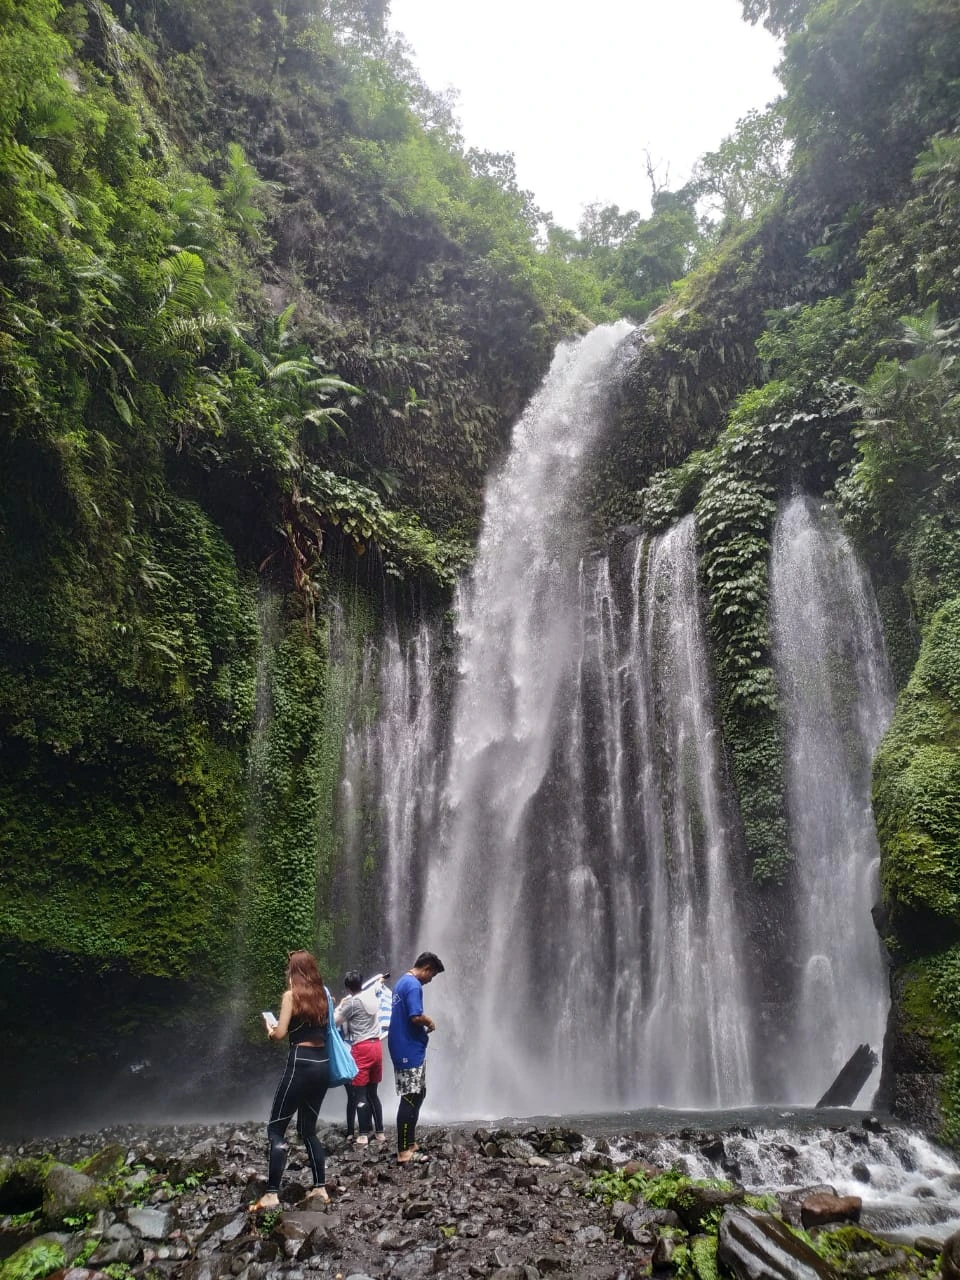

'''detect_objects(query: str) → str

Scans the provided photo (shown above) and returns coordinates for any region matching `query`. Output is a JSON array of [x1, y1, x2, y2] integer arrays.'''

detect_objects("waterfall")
[[631, 519, 755, 1105], [338, 338, 895, 1118], [333, 609, 441, 973], [769, 495, 894, 1105], [417, 322, 634, 1115]]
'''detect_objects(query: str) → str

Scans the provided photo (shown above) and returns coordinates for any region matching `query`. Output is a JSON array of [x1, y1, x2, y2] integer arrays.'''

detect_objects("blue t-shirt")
[[388, 972, 428, 1069]]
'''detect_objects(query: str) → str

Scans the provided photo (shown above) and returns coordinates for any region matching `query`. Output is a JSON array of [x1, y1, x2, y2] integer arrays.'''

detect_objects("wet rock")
[[699, 1138, 726, 1163], [851, 1163, 871, 1183], [799, 1194, 862, 1229], [580, 1151, 615, 1173], [620, 1159, 659, 1178], [942, 1228, 960, 1280], [779, 1186, 837, 1227], [913, 1236, 942, 1259], [196, 1211, 248, 1252], [844, 1249, 911, 1277], [718, 1207, 840, 1280]]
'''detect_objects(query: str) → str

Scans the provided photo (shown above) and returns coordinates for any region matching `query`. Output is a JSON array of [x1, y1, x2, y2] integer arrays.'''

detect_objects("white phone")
[[262, 1010, 278, 1029]]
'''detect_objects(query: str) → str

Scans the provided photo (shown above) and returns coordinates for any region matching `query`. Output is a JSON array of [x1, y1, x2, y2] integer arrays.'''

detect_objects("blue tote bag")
[[325, 987, 358, 1086]]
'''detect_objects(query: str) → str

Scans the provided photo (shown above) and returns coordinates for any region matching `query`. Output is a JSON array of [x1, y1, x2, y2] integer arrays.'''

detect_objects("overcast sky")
[[388, 0, 783, 231]]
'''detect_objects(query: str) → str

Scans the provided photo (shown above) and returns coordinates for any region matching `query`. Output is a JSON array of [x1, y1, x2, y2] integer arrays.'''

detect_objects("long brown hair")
[[286, 950, 329, 1024]]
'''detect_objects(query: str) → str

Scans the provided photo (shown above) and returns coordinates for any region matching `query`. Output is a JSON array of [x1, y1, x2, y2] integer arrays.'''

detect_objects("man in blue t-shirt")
[[387, 950, 445, 1164]]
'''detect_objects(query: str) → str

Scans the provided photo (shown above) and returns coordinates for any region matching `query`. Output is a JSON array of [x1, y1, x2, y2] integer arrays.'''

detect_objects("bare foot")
[[248, 1192, 280, 1212], [304, 1186, 330, 1205]]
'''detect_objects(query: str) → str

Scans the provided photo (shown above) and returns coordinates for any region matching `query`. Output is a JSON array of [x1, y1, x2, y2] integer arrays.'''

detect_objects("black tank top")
[[289, 1019, 326, 1047]]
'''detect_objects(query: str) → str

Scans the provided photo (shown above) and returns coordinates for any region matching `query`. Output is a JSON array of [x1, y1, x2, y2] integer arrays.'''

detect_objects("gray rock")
[[718, 1207, 839, 1280], [500, 1139, 538, 1161], [126, 1205, 174, 1239], [88, 1222, 141, 1265], [913, 1236, 942, 1259], [943, 1228, 960, 1280], [653, 1234, 677, 1269], [575, 1224, 605, 1244], [44, 1165, 105, 1224], [401, 1200, 433, 1220]]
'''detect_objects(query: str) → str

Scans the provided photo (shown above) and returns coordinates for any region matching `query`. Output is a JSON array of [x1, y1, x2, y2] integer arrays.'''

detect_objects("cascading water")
[[341, 337, 897, 1119], [417, 322, 634, 1115], [334, 609, 442, 971], [629, 519, 755, 1106], [769, 495, 894, 1104]]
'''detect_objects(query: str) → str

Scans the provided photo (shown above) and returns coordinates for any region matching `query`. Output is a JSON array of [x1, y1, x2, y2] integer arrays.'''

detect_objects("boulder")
[[78, 1147, 126, 1182], [43, 1166, 105, 1226], [125, 1206, 173, 1240], [0, 1158, 47, 1214], [718, 1207, 840, 1280], [88, 1223, 141, 1266], [942, 1228, 960, 1280], [671, 1184, 745, 1231], [799, 1194, 862, 1229]]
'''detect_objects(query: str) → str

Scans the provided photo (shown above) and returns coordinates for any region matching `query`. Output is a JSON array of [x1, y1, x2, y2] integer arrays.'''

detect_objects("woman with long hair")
[[250, 949, 332, 1211]]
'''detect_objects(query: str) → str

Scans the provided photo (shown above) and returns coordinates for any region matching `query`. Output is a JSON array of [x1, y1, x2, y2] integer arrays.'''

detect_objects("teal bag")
[[325, 987, 358, 1086]]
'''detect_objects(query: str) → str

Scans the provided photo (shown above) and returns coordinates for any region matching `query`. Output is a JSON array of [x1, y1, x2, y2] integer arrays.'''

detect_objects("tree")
[[740, 0, 817, 37], [693, 107, 789, 227]]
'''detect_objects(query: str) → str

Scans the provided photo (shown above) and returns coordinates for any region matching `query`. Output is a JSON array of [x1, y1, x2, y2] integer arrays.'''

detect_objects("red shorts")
[[350, 1037, 383, 1087]]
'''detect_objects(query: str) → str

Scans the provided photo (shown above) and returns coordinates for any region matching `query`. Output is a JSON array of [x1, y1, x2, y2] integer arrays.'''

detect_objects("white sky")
[[388, 0, 783, 230]]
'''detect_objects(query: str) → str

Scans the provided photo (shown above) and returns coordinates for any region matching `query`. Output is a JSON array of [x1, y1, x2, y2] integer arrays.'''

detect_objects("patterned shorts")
[[394, 1062, 426, 1096]]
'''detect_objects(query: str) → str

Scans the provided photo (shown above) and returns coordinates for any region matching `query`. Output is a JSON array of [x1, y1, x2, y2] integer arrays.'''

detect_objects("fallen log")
[[816, 1044, 878, 1108]]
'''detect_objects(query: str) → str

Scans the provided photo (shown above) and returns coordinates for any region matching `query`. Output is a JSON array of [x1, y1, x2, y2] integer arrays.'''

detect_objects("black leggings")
[[396, 1087, 425, 1153], [267, 1046, 329, 1191], [348, 1080, 383, 1135]]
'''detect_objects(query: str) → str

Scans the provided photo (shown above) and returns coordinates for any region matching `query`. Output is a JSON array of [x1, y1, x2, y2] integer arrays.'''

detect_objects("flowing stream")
[[340, 330, 895, 1120]]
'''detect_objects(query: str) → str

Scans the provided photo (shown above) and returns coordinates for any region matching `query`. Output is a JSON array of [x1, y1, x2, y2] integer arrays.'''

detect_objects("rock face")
[[718, 1207, 841, 1280]]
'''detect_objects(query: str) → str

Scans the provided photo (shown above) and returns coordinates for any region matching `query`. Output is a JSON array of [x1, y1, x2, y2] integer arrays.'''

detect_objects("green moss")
[[0, 500, 257, 983], [875, 596, 960, 936], [242, 578, 377, 1005], [898, 950, 960, 1147]]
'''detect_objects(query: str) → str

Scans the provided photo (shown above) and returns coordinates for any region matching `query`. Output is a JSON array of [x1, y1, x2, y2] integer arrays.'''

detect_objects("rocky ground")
[[0, 1119, 954, 1280]]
